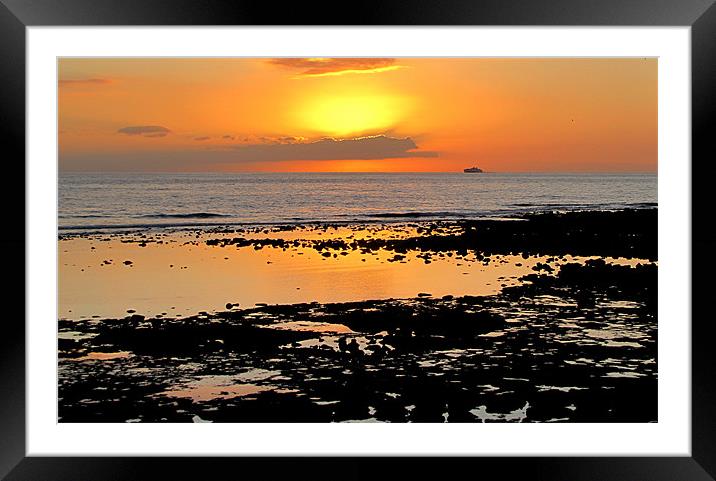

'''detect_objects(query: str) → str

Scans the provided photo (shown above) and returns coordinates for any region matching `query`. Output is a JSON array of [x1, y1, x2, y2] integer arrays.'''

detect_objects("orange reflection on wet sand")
[[155, 370, 297, 402], [157, 377, 271, 402], [72, 351, 132, 361], [58, 226, 650, 320], [270, 321, 354, 334]]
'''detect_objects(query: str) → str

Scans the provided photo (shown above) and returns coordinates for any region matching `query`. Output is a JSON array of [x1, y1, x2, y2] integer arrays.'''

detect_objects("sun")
[[299, 95, 407, 137]]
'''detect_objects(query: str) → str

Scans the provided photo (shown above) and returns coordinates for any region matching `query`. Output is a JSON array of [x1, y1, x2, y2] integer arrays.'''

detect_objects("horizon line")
[[58, 170, 659, 175]]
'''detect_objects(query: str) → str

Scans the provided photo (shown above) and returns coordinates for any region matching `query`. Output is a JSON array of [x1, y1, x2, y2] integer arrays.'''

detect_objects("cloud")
[[60, 135, 438, 171], [223, 135, 437, 162], [194, 136, 210, 141], [59, 78, 112, 87], [222, 135, 235, 140], [268, 58, 403, 78], [255, 135, 307, 145], [117, 126, 171, 138]]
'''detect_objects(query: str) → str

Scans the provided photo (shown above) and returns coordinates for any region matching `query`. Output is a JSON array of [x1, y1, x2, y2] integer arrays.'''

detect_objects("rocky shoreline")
[[58, 208, 657, 423]]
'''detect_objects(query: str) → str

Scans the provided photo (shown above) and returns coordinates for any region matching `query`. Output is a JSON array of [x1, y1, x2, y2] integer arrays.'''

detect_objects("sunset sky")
[[58, 58, 657, 173]]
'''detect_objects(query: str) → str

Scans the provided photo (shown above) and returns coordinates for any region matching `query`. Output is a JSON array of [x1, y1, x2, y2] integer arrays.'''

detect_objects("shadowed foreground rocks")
[[201, 209, 657, 265], [58, 256, 657, 423]]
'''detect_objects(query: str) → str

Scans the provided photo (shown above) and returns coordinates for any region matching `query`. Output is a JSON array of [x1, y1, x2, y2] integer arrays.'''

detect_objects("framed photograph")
[[4, 0, 715, 479]]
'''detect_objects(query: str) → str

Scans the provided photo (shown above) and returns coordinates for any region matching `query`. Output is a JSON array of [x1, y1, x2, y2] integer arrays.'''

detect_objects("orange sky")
[[58, 58, 657, 173]]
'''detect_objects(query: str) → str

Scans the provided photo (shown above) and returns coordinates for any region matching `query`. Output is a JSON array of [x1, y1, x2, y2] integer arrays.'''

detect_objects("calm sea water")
[[59, 172, 657, 231]]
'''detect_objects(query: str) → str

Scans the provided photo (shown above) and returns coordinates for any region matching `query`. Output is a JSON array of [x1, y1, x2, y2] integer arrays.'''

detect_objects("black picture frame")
[[2, 0, 714, 479]]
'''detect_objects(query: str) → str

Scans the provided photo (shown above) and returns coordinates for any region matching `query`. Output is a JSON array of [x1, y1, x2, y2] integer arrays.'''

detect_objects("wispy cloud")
[[194, 136, 210, 141], [117, 125, 171, 138], [268, 58, 403, 78], [59, 78, 113, 87]]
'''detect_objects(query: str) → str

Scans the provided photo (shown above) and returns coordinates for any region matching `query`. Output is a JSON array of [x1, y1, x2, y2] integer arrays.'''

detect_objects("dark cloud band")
[[59, 78, 112, 87], [226, 135, 437, 162], [60, 135, 438, 171], [117, 126, 171, 137]]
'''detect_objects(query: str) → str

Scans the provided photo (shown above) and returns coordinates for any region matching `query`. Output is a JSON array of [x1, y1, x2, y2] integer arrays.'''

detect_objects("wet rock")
[[58, 210, 657, 423]]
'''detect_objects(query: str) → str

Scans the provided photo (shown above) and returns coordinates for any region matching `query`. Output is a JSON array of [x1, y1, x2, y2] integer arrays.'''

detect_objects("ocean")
[[59, 172, 657, 231]]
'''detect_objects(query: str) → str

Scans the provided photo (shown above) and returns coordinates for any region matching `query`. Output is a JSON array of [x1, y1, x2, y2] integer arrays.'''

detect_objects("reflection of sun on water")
[[59, 226, 653, 320], [58, 230, 540, 320]]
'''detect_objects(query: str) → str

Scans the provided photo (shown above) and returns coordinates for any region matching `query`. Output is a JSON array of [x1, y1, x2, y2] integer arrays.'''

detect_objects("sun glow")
[[59, 58, 658, 172], [299, 95, 407, 136]]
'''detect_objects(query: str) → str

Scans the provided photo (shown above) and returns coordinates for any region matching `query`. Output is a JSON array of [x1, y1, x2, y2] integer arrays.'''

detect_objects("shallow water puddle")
[[156, 374, 277, 402], [59, 226, 655, 320], [268, 321, 353, 334], [58, 228, 550, 319], [72, 351, 132, 361], [470, 402, 530, 422]]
